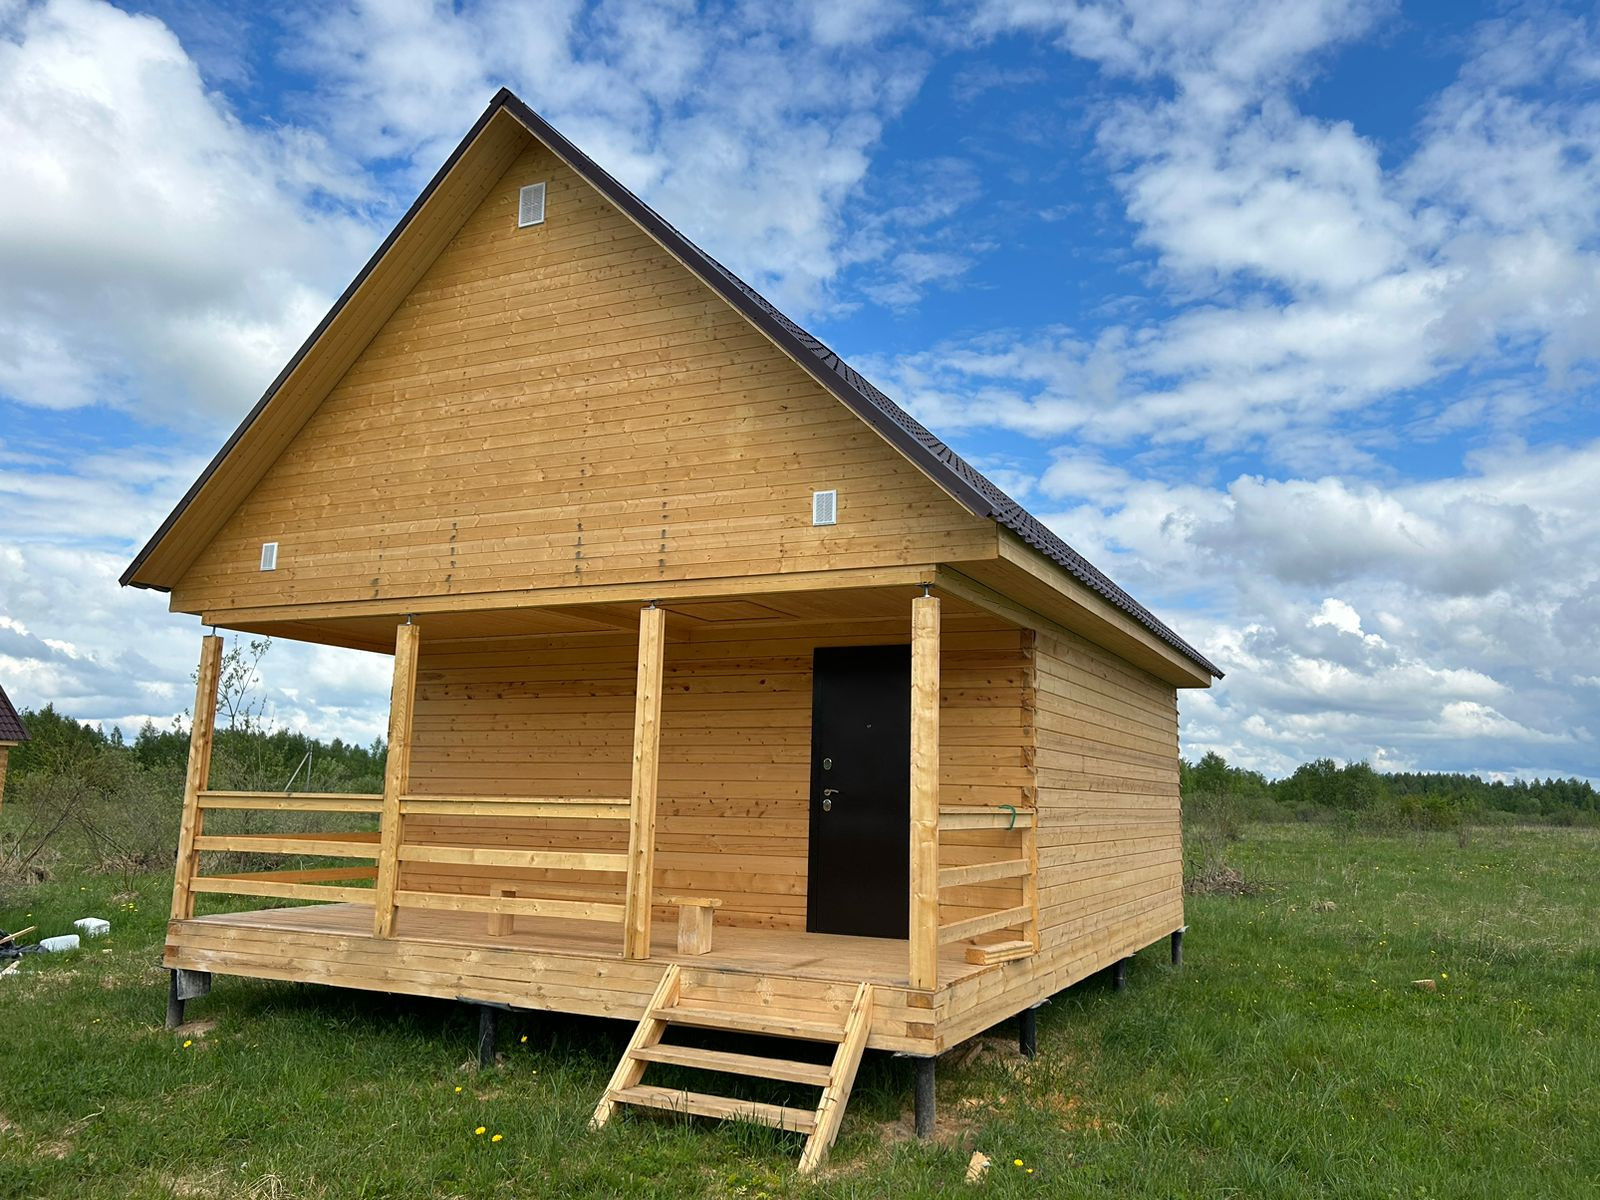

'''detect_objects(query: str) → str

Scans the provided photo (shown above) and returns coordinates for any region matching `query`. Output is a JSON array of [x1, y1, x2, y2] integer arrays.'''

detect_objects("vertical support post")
[[909, 593, 941, 990], [623, 604, 666, 960], [373, 621, 420, 938], [1113, 958, 1129, 991], [170, 633, 222, 922], [1018, 1005, 1038, 1059], [477, 1005, 498, 1068], [0, 745, 10, 810], [913, 1057, 937, 1137], [166, 970, 185, 1030], [1171, 928, 1184, 968]]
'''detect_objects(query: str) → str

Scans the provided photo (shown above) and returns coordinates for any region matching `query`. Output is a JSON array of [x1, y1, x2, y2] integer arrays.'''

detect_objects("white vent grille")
[[259, 542, 278, 571], [812, 490, 837, 526], [518, 182, 547, 227]]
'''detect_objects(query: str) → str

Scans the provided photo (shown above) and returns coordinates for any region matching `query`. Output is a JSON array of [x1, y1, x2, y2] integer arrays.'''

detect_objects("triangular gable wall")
[[168, 132, 996, 614]]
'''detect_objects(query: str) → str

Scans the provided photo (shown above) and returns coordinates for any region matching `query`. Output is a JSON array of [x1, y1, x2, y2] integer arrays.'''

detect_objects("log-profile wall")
[[172, 137, 993, 616], [401, 613, 1033, 930]]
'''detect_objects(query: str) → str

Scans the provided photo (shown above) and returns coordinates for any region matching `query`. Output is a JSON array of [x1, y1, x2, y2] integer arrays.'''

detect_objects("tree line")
[[1182, 751, 1599, 828]]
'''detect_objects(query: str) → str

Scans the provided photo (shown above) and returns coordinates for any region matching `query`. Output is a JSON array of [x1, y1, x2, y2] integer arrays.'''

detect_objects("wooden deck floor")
[[179, 902, 990, 988]]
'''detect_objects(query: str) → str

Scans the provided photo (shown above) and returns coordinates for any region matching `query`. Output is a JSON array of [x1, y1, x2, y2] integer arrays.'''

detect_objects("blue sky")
[[1, 0, 1598, 780]]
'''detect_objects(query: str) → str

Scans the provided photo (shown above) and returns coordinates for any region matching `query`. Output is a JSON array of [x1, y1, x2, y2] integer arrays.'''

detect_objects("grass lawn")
[[1, 824, 1596, 1198]]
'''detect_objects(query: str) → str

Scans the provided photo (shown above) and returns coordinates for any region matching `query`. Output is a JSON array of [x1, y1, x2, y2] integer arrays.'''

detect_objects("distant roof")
[[121, 88, 1220, 680], [0, 683, 27, 743]]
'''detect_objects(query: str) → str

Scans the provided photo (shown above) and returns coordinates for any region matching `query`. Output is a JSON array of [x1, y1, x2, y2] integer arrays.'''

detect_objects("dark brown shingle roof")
[[0, 683, 28, 743], [121, 89, 1220, 680]]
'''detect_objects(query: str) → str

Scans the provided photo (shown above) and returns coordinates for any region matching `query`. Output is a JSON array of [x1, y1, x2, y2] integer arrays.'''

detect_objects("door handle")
[[821, 788, 839, 813], [823, 788, 840, 797]]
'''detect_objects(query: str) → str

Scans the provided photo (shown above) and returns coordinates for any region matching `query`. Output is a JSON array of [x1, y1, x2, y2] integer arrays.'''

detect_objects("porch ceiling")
[[217, 583, 995, 654]]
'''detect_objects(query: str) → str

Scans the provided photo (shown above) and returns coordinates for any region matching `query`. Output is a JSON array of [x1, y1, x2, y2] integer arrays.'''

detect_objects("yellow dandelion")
[[1013, 1159, 1024, 1167], [520, 1035, 528, 1043], [1026, 1168, 1035, 1175], [1441, 972, 1449, 980], [491, 1134, 503, 1143], [182, 1040, 193, 1048], [474, 1126, 486, 1136], [454, 1086, 463, 1094]]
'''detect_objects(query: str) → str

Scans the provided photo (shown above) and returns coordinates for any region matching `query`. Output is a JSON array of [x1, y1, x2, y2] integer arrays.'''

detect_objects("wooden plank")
[[394, 890, 624, 922], [938, 858, 1030, 889], [938, 810, 1035, 831], [200, 566, 941, 628], [189, 877, 374, 905], [398, 845, 627, 872], [623, 604, 666, 959], [198, 791, 384, 812], [170, 634, 222, 921], [799, 981, 874, 1173], [605, 1086, 817, 1135], [194, 832, 380, 857], [374, 621, 421, 937], [908, 594, 940, 990], [628, 1045, 831, 1087], [963, 939, 1033, 965], [939, 904, 1034, 946], [400, 798, 628, 819], [204, 866, 378, 885], [662, 1005, 844, 1042], [592, 963, 681, 1129]]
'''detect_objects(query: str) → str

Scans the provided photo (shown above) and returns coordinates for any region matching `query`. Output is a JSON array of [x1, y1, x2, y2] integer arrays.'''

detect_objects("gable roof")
[[0, 683, 28, 743], [121, 88, 1221, 680]]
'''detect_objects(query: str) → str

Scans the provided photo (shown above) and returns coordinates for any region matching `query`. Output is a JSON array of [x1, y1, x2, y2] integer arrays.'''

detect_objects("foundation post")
[[913, 1057, 937, 1137]]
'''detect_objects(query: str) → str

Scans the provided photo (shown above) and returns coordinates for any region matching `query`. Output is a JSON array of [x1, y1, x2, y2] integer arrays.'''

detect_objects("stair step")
[[631, 1044, 833, 1086], [659, 1004, 845, 1042], [609, 1085, 818, 1134]]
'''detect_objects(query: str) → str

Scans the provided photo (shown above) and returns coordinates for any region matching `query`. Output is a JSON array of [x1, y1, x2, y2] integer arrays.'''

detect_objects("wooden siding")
[[171, 136, 993, 617], [1031, 622, 1183, 947], [398, 613, 1034, 931]]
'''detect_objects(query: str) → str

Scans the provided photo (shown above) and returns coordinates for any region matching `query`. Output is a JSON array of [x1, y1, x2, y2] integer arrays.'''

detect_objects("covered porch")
[[166, 568, 1042, 1016]]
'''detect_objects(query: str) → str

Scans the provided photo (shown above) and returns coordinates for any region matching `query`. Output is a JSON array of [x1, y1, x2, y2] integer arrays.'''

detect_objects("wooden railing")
[[935, 805, 1039, 963], [182, 790, 384, 908], [390, 795, 631, 925]]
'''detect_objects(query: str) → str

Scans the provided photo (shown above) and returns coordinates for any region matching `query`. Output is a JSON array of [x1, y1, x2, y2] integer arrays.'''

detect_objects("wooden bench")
[[661, 895, 722, 955]]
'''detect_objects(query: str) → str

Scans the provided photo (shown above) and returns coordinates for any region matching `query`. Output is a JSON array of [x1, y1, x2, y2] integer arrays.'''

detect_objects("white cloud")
[[906, 3, 1600, 462], [1016, 440, 1600, 776], [286, 0, 950, 319], [0, 0, 375, 428]]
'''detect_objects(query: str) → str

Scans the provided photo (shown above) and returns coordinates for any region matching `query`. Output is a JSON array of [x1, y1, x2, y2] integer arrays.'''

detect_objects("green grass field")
[[1, 824, 1596, 1198]]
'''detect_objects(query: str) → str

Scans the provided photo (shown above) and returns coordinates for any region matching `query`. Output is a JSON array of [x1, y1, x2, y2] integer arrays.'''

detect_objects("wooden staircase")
[[590, 964, 875, 1173]]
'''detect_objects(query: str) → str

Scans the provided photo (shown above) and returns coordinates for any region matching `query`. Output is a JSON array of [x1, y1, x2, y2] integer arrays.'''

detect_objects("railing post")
[[373, 620, 421, 938], [171, 633, 223, 921], [623, 604, 667, 959], [909, 592, 941, 990]]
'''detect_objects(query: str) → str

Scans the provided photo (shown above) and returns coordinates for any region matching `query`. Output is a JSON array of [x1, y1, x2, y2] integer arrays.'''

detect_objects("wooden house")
[[122, 90, 1220, 1170], [0, 682, 27, 807]]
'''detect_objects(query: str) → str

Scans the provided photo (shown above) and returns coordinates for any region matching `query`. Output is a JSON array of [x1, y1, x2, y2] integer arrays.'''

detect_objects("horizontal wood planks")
[[396, 612, 1034, 932], [162, 903, 984, 1053], [171, 135, 994, 617]]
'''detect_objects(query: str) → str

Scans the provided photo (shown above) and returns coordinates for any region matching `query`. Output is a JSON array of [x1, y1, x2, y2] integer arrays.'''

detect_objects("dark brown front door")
[[806, 644, 911, 938]]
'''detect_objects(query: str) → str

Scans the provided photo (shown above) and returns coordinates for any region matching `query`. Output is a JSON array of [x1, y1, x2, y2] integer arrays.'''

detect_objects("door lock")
[[822, 787, 840, 812]]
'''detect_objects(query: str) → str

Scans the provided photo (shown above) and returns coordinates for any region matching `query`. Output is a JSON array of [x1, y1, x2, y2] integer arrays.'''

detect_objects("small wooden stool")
[[661, 895, 722, 955]]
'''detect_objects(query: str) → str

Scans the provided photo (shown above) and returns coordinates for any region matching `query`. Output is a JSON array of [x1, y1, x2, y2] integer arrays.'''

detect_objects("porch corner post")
[[373, 620, 421, 938], [623, 604, 667, 959], [909, 592, 941, 990], [171, 633, 223, 922]]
